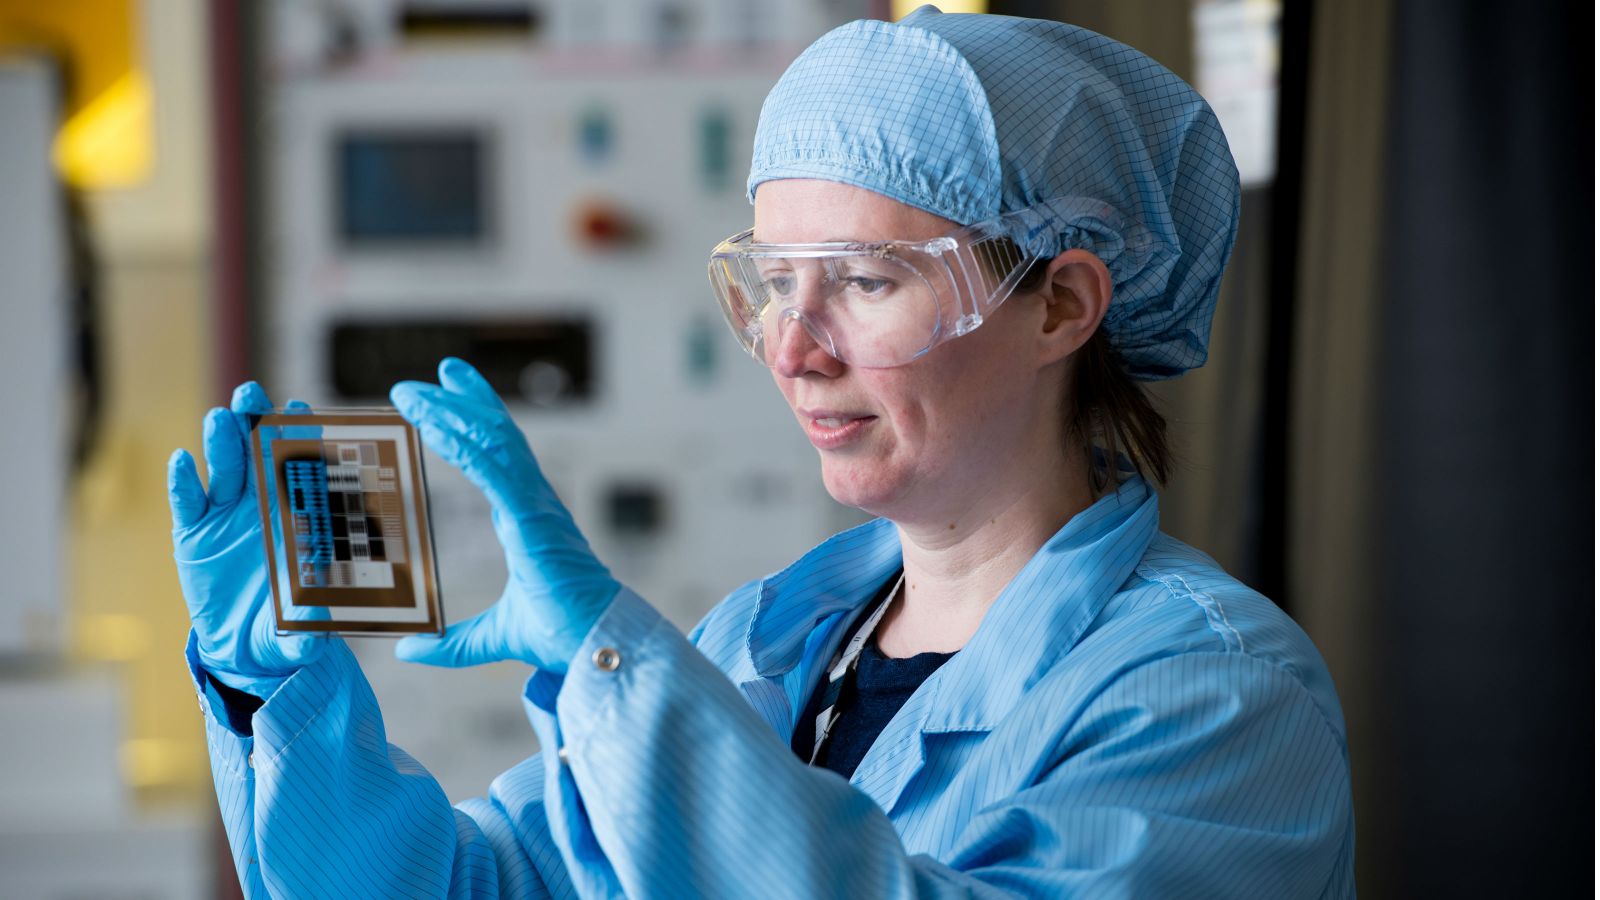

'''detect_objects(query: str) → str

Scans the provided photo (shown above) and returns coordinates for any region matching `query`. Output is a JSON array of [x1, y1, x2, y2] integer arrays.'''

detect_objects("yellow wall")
[[0, 0, 153, 187], [0, 0, 134, 115], [892, 1, 988, 18], [73, 255, 212, 806]]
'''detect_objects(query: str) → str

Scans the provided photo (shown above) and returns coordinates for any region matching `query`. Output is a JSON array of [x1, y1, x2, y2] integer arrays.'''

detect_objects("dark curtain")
[[979, 0, 1596, 894], [1370, 1, 1593, 895]]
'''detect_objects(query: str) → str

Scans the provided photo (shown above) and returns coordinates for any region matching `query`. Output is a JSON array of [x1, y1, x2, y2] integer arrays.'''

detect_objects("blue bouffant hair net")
[[747, 5, 1242, 381]]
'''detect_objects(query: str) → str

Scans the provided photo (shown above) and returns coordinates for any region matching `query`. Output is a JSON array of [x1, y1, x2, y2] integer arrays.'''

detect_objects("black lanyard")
[[808, 571, 905, 765]]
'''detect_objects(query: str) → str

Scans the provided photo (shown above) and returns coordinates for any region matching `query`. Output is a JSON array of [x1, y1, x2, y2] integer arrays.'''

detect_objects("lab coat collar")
[[747, 476, 1157, 684], [856, 476, 1159, 812], [744, 475, 1160, 813], [746, 517, 903, 679], [911, 474, 1159, 729]]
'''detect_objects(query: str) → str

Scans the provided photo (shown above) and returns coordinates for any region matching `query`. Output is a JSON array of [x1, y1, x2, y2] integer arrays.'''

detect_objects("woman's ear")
[[1037, 249, 1112, 364]]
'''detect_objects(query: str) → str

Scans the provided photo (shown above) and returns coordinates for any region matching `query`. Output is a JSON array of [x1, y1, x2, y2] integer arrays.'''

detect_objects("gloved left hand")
[[391, 358, 621, 675], [169, 386, 327, 697]]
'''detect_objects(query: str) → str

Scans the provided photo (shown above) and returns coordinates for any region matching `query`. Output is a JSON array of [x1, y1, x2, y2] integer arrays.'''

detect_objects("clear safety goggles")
[[707, 207, 1054, 369]]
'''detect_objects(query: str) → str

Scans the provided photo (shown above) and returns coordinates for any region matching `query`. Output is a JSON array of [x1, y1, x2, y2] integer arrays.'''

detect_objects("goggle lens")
[[709, 241, 948, 368]]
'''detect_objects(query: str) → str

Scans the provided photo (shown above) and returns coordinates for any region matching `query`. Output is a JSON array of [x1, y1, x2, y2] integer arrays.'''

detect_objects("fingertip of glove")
[[389, 380, 421, 408], [168, 447, 195, 474], [439, 356, 469, 379], [167, 449, 205, 523], [231, 381, 269, 413], [391, 383, 453, 424], [439, 357, 504, 407]]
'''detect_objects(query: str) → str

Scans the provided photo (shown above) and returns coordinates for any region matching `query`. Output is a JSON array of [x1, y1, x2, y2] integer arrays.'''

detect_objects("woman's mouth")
[[801, 413, 877, 450]]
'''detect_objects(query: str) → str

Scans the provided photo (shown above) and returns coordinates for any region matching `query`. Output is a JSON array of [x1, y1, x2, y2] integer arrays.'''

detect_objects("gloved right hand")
[[168, 383, 325, 697], [390, 358, 621, 676]]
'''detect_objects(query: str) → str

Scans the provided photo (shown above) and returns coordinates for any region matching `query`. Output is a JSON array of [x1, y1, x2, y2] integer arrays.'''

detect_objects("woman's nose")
[[769, 311, 844, 378]]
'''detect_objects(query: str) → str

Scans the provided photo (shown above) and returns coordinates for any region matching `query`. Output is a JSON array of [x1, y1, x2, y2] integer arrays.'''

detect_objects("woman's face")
[[753, 179, 1063, 525]]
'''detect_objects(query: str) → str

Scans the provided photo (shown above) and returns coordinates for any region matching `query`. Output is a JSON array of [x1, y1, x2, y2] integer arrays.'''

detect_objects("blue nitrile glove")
[[390, 358, 621, 675], [168, 384, 326, 697]]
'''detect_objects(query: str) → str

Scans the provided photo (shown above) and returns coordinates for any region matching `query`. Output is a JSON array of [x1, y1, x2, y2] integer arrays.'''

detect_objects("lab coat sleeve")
[[524, 589, 1353, 898], [187, 631, 576, 899]]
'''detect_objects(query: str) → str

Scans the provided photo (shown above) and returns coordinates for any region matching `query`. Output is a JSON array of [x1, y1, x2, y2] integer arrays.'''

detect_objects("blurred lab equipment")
[[255, 0, 872, 798], [0, 46, 207, 899], [0, 56, 69, 657]]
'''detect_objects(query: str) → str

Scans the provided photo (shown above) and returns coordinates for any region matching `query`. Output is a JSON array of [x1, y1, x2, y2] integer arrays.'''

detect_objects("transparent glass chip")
[[250, 409, 444, 635]]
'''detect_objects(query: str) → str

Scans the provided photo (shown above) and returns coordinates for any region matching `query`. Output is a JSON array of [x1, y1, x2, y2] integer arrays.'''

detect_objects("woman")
[[170, 8, 1354, 897]]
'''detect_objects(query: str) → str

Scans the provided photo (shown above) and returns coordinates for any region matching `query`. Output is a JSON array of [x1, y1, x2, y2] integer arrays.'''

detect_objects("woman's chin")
[[819, 462, 904, 517]]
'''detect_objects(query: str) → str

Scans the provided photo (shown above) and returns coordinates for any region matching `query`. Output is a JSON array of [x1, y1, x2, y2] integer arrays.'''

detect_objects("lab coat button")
[[246, 752, 254, 769], [557, 746, 570, 765], [593, 647, 621, 672]]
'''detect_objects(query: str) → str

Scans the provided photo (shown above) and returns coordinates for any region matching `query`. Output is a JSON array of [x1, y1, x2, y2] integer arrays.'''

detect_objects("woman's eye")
[[845, 276, 892, 295], [763, 275, 796, 297]]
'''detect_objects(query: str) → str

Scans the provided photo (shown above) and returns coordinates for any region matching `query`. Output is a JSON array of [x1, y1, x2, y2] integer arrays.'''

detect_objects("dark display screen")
[[327, 318, 595, 407], [337, 131, 487, 244]]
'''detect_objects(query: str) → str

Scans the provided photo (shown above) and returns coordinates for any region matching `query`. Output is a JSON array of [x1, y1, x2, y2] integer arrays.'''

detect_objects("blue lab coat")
[[190, 474, 1355, 897]]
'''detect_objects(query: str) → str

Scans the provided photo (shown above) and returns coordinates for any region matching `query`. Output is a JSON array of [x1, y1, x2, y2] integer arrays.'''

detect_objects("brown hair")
[[1010, 256, 1173, 493]]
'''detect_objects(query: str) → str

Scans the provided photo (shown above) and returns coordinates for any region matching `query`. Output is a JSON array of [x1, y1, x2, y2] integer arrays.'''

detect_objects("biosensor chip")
[[250, 409, 444, 635]]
